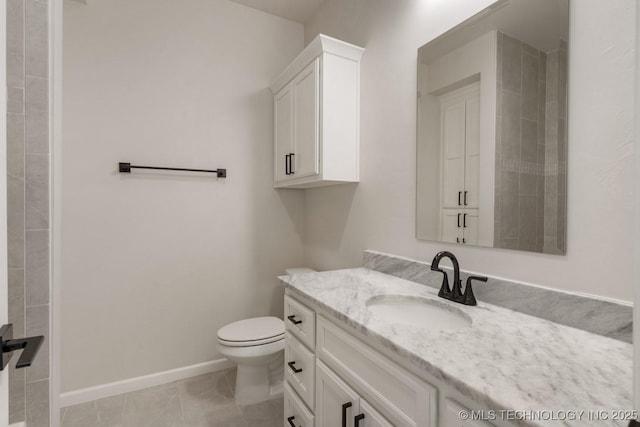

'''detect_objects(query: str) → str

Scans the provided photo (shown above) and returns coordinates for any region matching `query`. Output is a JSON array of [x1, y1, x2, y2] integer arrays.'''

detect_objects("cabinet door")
[[316, 361, 360, 427], [284, 383, 314, 427], [462, 210, 479, 245], [441, 210, 462, 244], [464, 93, 480, 208], [356, 399, 393, 427], [274, 84, 294, 183], [292, 58, 320, 179], [441, 98, 466, 208]]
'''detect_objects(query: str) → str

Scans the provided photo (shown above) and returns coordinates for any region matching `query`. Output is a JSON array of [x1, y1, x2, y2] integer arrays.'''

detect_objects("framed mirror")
[[416, 0, 569, 254]]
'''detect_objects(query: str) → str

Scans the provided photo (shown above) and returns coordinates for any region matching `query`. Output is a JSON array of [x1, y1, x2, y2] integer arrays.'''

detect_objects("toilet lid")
[[217, 316, 284, 346]]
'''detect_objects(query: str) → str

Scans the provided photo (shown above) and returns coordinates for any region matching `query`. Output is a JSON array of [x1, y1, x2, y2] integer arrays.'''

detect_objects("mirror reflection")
[[416, 0, 569, 254]]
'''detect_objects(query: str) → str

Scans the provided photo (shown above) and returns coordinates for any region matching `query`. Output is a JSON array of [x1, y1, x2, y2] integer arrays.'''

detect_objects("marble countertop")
[[281, 268, 633, 427]]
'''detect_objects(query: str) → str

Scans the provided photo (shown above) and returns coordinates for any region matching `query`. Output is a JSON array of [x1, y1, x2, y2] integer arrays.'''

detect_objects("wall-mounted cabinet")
[[270, 34, 364, 189]]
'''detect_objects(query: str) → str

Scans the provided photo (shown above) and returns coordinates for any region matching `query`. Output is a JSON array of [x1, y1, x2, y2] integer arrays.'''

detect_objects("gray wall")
[[6, 0, 50, 425]]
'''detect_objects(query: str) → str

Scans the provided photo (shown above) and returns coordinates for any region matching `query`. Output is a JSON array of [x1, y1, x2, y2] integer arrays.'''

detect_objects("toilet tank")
[[285, 268, 316, 275]]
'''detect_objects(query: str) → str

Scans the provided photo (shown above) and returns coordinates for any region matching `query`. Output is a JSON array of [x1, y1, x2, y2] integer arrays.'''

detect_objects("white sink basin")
[[365, 295, 472, 332]]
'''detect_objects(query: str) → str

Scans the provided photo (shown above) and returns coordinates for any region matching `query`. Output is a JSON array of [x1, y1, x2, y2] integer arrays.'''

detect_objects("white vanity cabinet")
[[270, 34, 364, 189], [283, 293, 506, 427]]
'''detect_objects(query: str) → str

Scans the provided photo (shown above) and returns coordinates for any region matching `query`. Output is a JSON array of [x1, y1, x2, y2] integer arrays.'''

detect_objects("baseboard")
[[60, 358, 235, 408]]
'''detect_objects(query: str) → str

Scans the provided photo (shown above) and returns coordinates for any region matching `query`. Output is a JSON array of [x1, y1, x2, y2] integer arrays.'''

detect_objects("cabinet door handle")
[[463, 238, 466, 244], [287, 315, 302, 325], [463, 213, 467, 228], [464, 190, 468, 205], [457, 213, 461, 228], [458, 191, 462, 206], [289, 153, 295, 175], [285, 154, 290, 175], [287, 416, 299, 427], [287, 361, 303, 373], [355, 414, 366, 427], [342, 402, 353, 427], [456, 237, 460, 243]]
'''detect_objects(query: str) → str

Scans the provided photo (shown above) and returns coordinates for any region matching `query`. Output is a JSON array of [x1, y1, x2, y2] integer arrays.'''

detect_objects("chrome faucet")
[[430, 251, 487, 306]]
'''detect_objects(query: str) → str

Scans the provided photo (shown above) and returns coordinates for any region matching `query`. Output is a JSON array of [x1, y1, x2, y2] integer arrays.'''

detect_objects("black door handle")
[[342, 402, 352, 427], [287, 315, 302, 325], [457, 213, 461, 228], [355, 413, 366, 427], [285, 154, 290, 175], [458, 191, 462, 205], [464, 190, 468, 205], [287, 416, 299, 427], [0, 324, 44, 370], [287, 361, 303, 373], [463, 213, 467, 228]]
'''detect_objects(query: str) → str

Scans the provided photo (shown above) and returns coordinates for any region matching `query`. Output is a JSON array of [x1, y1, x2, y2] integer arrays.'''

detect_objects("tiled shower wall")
[[543, 41, 568, 254], [7, 0, 50, 425], [494, 32, 567, 254]]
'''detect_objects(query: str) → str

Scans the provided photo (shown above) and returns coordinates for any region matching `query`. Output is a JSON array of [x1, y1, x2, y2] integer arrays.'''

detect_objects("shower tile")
[[520, 119, 537, 163], [8, 51, 25, 88], [26, 305, 49, 382], [26, 379, 50, 427], [8, 0, 24, 54], [26, 153, 49, 230], [26, 229, 49, 306], [25, 0, 48, 78], [9, 355, 26, 424], [25, 76, 49, 155], [8, 269, 25, 336], [500, 91, 521, 161], [7, 175, 25, 269], [521, 52, 539, 121], [7, 113, 25, 178], [501, 34, 522, 94], [8, 87, 24, 114]]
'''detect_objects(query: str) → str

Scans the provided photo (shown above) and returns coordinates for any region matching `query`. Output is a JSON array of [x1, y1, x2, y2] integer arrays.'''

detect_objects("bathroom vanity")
[[280, 267, 632, 427]]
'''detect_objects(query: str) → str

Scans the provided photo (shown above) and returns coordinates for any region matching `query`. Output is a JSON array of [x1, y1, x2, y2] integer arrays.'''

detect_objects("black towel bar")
[[119, 162, 226, 178]]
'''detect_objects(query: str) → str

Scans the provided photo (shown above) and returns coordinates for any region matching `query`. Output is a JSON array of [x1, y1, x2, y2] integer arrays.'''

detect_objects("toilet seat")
[[217, 316, 284, 347]]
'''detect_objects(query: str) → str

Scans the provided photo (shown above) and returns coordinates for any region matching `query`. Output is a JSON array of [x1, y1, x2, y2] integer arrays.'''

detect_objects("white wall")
[[303, 0, 636, 302], [62, 0, 305, 392]]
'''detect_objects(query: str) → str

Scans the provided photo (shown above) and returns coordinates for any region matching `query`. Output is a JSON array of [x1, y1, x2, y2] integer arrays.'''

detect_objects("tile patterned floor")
[[60, 368, 284, 427]]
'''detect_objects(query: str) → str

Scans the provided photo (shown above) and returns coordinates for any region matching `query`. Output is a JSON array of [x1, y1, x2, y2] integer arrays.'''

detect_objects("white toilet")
[[216, 267, 316, 405]]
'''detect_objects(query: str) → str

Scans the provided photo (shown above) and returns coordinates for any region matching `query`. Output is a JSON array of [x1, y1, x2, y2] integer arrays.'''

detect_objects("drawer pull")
[[355, 413, 365, 427], [287, 315, 303, 325], [287, 361, 303, 373], [287, 416, 299, 427], [342, 402, 352, 427]]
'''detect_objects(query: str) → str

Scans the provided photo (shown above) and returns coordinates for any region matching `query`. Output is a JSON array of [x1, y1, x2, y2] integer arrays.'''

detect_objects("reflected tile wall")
[[6, 0, 50, 425]]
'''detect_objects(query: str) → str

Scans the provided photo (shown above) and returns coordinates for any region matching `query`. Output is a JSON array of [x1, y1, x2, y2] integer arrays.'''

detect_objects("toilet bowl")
[[216, 268, 316, 405]]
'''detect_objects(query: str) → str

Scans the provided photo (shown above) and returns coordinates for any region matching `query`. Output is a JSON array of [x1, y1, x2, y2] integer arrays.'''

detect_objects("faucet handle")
[[432, 268, 451, 297], [463, 276, 487, 306]]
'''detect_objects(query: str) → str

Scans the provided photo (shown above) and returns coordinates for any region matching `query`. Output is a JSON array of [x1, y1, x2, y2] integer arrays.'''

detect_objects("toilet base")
[[234, 351, 284, 405]]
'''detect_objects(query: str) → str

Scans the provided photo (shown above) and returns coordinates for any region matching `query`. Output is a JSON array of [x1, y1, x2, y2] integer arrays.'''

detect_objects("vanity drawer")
[[284, 296, 316, 349], [284, 382, 314, 427], [442, 399, 495, 427], [316, 316, 437, 427], [285, 332, 315, 410]]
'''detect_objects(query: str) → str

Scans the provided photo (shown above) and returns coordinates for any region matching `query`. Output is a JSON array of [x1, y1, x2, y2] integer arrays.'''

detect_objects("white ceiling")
[[228, 0, 325, 23]]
